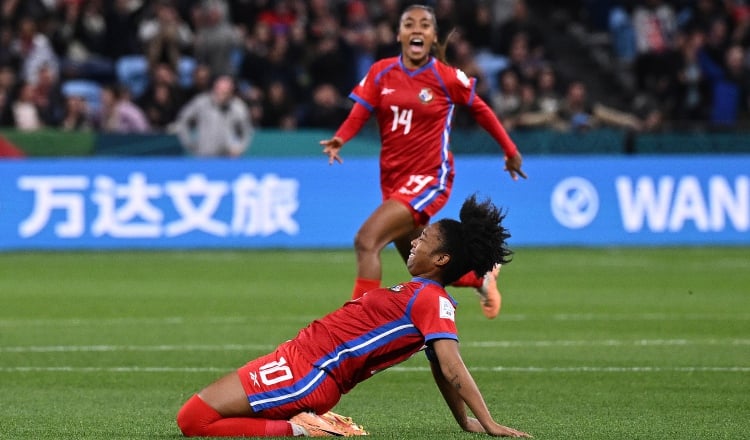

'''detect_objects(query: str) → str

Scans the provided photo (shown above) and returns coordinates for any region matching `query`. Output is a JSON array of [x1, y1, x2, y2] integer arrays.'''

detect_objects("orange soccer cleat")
[[475, 264, 502, 319], [290, 412, 344, 437], [320, 411, 368, 436]]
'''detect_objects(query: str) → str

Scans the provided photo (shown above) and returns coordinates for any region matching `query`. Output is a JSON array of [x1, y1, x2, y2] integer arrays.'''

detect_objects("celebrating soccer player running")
[[320, 4, 526, 319]]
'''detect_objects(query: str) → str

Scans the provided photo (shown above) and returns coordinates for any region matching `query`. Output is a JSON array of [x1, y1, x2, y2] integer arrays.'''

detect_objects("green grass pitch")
[[1, 247, 748, 439]]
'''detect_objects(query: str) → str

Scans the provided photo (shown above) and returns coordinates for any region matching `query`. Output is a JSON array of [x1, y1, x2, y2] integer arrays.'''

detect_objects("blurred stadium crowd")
[[0, 0, 749, 138]]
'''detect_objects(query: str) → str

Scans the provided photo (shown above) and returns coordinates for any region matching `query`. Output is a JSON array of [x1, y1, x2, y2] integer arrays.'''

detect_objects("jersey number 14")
[[390, 106, 413, 135]]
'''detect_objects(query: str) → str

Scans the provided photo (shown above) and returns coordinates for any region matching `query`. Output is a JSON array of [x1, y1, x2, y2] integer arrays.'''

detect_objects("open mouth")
[[409, 37, 424, 51]]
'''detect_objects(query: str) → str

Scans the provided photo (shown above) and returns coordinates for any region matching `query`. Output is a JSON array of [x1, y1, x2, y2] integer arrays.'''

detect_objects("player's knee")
[[176, 394, 215, 437], [353, 231, 379, 254]]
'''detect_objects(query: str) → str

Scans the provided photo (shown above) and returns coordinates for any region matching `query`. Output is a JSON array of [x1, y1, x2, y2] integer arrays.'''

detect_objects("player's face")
[[406, 225, 445, 278], [398, 8, 437, 68]]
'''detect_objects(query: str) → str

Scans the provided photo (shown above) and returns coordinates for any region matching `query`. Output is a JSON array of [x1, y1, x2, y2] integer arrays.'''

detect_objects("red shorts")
[[237, 341, 341, 419], [384, 172, 454, 226]]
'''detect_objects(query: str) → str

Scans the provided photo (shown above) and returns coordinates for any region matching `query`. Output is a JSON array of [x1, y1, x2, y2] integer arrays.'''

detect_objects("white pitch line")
[[0, 344, 277, 353], [1, 339, 748, 353], [0, 366, 747, 373]]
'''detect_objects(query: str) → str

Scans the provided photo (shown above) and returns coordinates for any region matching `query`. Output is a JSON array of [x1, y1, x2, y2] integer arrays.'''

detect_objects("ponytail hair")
[[435, 194, 512, 285]]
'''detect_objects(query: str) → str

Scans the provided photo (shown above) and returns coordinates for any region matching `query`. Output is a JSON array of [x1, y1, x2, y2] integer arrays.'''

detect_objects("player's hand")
[[504, 152, 527, 181], [485, 421, 532, 438], [320, 136, 344, 165], [459, 417, 487, 433]]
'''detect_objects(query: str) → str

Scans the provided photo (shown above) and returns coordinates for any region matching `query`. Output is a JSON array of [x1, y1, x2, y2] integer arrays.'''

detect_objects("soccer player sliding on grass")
[[177, 195, 531, 438], [320, 4, 526, 319]]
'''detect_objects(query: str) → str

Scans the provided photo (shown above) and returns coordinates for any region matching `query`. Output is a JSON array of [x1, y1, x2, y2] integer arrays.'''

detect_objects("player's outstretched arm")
[[430, 339, 531, 437]]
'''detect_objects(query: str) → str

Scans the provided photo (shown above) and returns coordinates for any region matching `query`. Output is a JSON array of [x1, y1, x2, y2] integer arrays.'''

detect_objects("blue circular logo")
[[551, 177, 599, 229]]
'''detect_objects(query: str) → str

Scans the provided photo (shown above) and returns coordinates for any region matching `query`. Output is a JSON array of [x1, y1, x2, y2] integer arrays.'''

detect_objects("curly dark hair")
[[434, 194, 512, 285]]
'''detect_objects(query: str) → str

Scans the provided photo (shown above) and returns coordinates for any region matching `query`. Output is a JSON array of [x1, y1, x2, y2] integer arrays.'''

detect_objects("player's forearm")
[[334, 102, 370, 143], [470, 97, 519, 158], [439, 358, 496, 430], [430, 360, 471, 429]]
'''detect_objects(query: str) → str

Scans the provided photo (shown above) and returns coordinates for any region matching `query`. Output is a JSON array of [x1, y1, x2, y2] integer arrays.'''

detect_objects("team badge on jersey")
[[439, 296, 455, 321], [389, 284, 405, 293], [418, 88, 433, 103]]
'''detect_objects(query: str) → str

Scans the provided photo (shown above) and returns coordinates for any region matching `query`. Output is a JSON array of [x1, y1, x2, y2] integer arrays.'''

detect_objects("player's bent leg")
[[352, 201, 419, 299], [176, 394, 293, 437]]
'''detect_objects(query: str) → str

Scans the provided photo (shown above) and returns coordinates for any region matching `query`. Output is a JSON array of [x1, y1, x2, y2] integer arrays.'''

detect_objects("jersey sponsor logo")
[[439, 296, 455, 321], [418, 88, 433, 103], [249, 371, 260, 387], [381, 87, 396, 95], [456, 69, 471, 87]]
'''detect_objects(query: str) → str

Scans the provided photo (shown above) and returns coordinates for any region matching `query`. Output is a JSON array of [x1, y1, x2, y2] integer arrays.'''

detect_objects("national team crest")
[[418, 88, 433, 103]]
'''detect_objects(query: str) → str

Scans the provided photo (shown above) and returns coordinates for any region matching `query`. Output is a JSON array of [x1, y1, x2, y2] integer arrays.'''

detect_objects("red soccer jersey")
[[290, 277, 459, 394], [349, 56, 479, 199]]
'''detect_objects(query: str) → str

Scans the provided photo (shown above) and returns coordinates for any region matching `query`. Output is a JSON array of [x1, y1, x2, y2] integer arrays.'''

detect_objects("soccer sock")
[[450, 270, 484, 288], [351, 277, 381, 299], [176, 394, 293, 437]]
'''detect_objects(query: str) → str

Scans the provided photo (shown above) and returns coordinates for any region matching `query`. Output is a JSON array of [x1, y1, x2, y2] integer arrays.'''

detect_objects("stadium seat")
[[61, 79, 103, 114], [178, 57, 196, 88], [116, 55, 149, 98]]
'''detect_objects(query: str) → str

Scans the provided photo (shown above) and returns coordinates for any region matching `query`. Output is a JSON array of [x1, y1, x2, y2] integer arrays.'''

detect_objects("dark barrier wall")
[[1, 155, 747, 250]]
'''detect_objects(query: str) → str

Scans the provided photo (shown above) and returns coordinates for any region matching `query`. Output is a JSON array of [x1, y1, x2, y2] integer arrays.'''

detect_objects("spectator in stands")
[[465, 0, 509, 96], [491, 69, 523, 129], [535, 65, 562, 116], [93, 84, 151, 133], [0, 27, 16, 68], [504, 32, 547, 87], [138, 0, 193, 73], [670, 27, 710, 124], [307, 29, 356, 97], [12, 81, 44, 131], [103, 0, 145, 61], [0, 0, 49, 25], [53, 0, 108, 62], [184, 63, 212, 102], [61, 95, 93, 131], [259, 80, 296, 129], [552, 80, 644, 132], [451, 34, 490, 99], [137, 62, 186, 125], [172, 75, 253, 157], [0, 64, 18, 126], [493, 0, 545, 60], [699, 43, 750, 127], [238, 23, 301, 96], [29, 64, 65, 127], [632, 0, 680, 96], [10, 16, 60, 87], [192, 0, 242, 77], [373, 18, 400, 60], [138, 66, 185, 131], [299, 82, 349, 129]]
